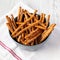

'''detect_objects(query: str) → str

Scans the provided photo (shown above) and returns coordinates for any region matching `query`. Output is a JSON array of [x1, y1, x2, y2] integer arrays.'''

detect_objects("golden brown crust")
[[6, 7, 56, 46]]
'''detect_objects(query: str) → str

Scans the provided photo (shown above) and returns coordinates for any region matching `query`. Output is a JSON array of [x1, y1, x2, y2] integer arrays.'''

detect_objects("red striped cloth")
[[0, 41, 22, 60]]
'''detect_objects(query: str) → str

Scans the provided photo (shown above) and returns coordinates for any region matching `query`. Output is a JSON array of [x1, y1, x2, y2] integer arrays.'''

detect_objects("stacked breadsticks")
[[6, 7, 56, 46]]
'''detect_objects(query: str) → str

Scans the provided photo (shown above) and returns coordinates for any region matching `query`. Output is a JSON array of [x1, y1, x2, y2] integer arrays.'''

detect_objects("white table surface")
[[0, 0, 19, 19], [21, 0, 60, 28]]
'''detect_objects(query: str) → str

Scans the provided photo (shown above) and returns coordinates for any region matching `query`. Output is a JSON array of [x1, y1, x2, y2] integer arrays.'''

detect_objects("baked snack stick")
[[24, 13, 34, 45], [40, 24, 56, 42], [12, 10, 37, 36], [25, 28, 39, 39], [6, 23, 13, 33], [11, 21, 16, 30], [39, 13, 43, 22], [10, 15, 16, 30], [25, 10, 32, 17], [17, 7, 21, 21], [17, 14, 25, 42], [16, 22, 23, 25], [17, 28, 25, 43], [24, 12, 32, 34], [6, 16, 12, 23], [30, 19, 35, 45], [25, 29, 42, 45], [17, 35, 21, 42], [28, 23, 46, 30], [11, 14, 17, 28], [6, 15, 17, 31], [31, 15, 40, 45], [19, 12, 23, 22], [46, 15, 50, 27], [12, 19, 45, 38], [18, 7, 24, 21], [41, 13, 45, 23], [22, 29, 42, 45], [23, 13, 29, 36], [22, 29, 39, 45], [17, 10, 30, 42], [34, 15, 43, 45], [33, 15, 39, 45], [6, 16, 14, 31]]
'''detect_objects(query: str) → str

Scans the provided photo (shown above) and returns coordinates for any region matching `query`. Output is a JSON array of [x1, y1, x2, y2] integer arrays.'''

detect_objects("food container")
[[6, 1, 57, 51]]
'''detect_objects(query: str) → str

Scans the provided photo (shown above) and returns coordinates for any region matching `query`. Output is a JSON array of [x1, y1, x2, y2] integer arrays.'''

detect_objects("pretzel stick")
[[11, 21, 16, 30], [34, 15, 40, 45], [18, 13, 25, 41], [11, 15, 17, 30], [11, 14, 17, 28], [33, 15, 38, 45], [6, 16, 11, 23], [17, 35, 21, 42], [12, 10, 37, 36], [25, 28, 39, 39], [20, 13, 23, 22], [18, 7, 21, 21], [41, 13, 45, 23], [22, 29, 42, 45], [26, 14, 36, 45], [6, 23, 13, 33], [16, 22, 23, 25], [30, 18, 35, 45], [24, 12, 31, 34], [35, 14, 46, 28], [17, 8, 25, 42], [24, 13, 29, 35], [18, 7, 24, 21], [25, 10, 34, 17], [29, 16, 44, 45], [39, 13, 46, 27], [40, 24, 56, 42], [35, 26, 46, 30], [22, 29, 40, 45], [41, 24, 56, 36], [26, 23, 46, 30], [6, 16, 14, 31], [46, 15, 50, 27], [11, 20, 16, 31], [40, 13, 45, 22], [24, 12, 28, 19], [39, 22, 46, 28], [39, 13, 43, 22], [6, 15, 16, 31], [12, 19, 45, 38], [20, 11, 25, 41], [17, 27, 25, 42]]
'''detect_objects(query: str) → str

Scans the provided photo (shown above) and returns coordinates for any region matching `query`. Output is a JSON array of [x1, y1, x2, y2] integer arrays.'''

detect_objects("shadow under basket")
[[9, 14, 50, 50]]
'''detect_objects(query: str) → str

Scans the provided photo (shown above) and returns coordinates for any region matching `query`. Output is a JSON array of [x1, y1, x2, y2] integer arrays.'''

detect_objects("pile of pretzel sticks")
[[6, 7, 56, 46]]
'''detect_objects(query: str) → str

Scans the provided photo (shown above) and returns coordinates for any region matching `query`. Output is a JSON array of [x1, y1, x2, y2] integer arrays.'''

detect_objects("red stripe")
[[0, 41, 22, 60]]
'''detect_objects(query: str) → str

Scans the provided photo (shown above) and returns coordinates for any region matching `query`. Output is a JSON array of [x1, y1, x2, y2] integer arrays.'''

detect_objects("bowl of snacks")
[[6, 7, 56, 50]]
